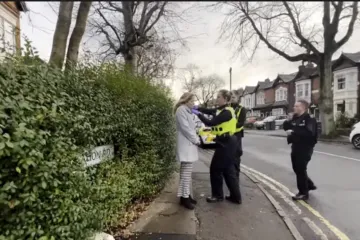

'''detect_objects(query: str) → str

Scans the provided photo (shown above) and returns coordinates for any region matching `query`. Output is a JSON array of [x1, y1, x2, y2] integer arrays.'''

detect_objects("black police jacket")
[[285, 113, 318, 148]]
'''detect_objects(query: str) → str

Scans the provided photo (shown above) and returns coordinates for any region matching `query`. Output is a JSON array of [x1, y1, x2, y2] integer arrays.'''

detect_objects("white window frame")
[[295, 80, 311, 102], [0, 17, 16, 54], [275, 87, 287, 102], [337, 76, 346, 90], [256, 92, 265, 105]]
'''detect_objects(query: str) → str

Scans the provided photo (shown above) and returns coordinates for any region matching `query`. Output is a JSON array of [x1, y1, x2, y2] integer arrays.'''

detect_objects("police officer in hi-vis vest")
[[192, 89, 242, 204], [230, 91, 247, 179]]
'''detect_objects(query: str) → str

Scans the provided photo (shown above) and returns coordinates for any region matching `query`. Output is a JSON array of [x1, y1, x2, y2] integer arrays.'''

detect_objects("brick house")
[[0, 1, 27, 55], [271, 72, 297, 116], [331, 52, 360, 118], [253, 78, 274, 117], [289, 63, 320, 119], [242, 85, 257, 116]]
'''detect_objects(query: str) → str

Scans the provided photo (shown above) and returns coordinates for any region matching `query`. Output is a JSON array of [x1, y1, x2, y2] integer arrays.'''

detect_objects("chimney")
[[306, 62, 315, 68], [299, 65, 306, 72], [264, 78, 270, 82]]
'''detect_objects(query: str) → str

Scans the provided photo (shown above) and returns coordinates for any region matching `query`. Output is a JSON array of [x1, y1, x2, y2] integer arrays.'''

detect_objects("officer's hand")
[[286, 129, 293, 136], [192, 109, 200, 115]]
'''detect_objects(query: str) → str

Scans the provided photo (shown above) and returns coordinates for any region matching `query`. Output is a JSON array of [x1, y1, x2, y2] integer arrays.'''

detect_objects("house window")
[[256, 92, 264, 105], [337, 77, 345, 90], [0, 17, 16, 54], [296, 81, 311, 99], [275, 87, 287, 101], [336, 104, 342, 112]]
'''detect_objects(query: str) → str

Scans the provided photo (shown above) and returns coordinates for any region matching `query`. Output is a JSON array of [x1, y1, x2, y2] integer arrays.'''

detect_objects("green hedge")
[[0, 52, 176, 240]]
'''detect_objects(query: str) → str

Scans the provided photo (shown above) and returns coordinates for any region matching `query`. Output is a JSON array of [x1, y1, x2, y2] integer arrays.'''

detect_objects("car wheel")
[[352, 134, 360, 149]]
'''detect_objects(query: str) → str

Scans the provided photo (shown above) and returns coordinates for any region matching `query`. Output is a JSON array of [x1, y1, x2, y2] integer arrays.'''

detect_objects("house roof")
[[343, 52, 360, 63], [244, 85, 257, 94], [257, 78, 273, 90], [277, 72, 297, 83], [294, 65, 317, 82]]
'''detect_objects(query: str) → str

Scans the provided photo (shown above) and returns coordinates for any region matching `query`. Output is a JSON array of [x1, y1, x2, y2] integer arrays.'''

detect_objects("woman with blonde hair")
[[174, 92, 200, 210]]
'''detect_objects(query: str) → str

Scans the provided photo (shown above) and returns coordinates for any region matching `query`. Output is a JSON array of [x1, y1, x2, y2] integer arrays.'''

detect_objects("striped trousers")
[[177, 162, 193, 198]]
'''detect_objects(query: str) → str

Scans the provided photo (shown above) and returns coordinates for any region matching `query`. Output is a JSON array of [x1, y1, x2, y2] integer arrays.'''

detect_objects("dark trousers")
[[291, 147, 315, 195], [234, 132, 243, 179], [210, 136, 241, 201]]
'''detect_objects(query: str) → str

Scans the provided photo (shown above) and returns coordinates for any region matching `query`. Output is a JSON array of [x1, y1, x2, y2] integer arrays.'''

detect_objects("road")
[[241, 133, 360, 240]]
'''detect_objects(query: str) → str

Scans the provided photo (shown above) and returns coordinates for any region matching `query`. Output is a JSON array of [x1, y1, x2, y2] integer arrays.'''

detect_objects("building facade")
[[0, 1, 27, 55], [332, 52, 360, 118]]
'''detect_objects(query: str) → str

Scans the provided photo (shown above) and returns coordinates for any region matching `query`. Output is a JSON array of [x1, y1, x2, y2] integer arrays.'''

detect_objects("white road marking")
[[200, 149, 350, 239], [302, 217, 329, 240], [242, 168, 302, 215], [278, 148, 360, 162]]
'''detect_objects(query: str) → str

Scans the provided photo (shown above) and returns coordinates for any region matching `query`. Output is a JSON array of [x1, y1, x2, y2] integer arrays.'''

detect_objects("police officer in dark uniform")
[[283, 99, 318, 201], [192, 89, 241, 204], [230, 91, 247, 179]]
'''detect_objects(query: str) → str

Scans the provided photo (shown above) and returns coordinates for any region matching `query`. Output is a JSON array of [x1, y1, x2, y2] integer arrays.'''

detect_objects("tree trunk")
[[319, 55, 335, 135], [65, 1, 92, 71], [49, 2, 74, 69], [123, 47, 137, 75]]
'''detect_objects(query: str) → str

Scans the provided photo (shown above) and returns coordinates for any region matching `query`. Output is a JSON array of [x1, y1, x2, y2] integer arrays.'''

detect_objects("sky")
[[20, 2, 360, 100]]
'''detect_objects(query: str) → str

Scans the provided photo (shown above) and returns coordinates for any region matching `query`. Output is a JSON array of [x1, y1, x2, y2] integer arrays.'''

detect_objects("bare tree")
[[65, 1, 93, 70], [135, 35, 177, 80], [218, 1, 359, 135], [49, 2, 74, 68], [195, 74, 225, 107], [180, 63, 202, 94], [88, 1, 188, 74]]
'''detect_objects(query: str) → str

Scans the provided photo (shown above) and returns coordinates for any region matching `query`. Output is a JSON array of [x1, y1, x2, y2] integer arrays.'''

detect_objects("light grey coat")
[[175, 105, 200, 163]]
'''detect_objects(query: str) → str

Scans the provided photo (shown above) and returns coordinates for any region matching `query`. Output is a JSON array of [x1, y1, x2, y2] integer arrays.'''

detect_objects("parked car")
[[349, 122, 360, 149], [254, 116, 277, 130], [275, 115, 288, 127], [245, 116, 262, 128]]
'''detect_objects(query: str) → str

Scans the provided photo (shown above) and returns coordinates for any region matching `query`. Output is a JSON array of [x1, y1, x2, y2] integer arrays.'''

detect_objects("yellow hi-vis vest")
[[211, 107, 237, 136], [235, 105, 243, 133]]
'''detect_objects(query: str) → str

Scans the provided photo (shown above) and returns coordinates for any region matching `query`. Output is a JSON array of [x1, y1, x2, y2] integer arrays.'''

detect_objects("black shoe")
[[180, 197, 195, 210], [292, 194, 309, 201], [189, 195, 197, 205], [225, 196, 242, 205], [206, 196, 224, 203], [309, 186, 317, 191]]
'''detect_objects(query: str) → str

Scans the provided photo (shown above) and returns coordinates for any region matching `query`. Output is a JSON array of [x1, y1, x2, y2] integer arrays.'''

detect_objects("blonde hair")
[[218, 89, 232, 102], [174, 92, 194, 113]]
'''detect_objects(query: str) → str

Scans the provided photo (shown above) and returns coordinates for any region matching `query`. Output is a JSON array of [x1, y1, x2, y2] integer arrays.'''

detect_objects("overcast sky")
[[21, 2, 360, 99]]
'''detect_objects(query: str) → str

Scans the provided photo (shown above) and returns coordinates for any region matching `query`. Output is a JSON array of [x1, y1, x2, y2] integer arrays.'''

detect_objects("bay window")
[[296, 80, 311, 102], [0, 17, 16, 54], [275, 87, 287, 102]]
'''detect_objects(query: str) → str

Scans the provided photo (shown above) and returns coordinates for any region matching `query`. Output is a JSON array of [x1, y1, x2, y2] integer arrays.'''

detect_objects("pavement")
[[245, 129, 350, 144], [126, 151, 299, 240], [241, 132, 360, 240], [126, 132, 360, 240]]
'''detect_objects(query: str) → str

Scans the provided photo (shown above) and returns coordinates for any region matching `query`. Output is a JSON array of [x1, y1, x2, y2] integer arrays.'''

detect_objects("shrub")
[[335, 112, 357, 129], [0, 50, 175, 239]]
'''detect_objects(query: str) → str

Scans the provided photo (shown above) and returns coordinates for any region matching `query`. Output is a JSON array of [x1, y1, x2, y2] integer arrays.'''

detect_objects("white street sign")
[[84, 144, 115, 167]]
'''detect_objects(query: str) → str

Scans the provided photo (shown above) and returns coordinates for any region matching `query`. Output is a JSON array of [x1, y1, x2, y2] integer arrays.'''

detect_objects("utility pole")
[[229, 67, 232, 91]]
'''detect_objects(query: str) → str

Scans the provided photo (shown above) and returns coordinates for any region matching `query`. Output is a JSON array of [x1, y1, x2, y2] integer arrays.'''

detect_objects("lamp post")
[[229, 67, 232, 91]]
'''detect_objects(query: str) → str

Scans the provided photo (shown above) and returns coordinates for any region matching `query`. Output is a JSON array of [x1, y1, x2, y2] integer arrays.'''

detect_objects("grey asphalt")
[[192, 152, 294, 240], [242, 133, 360, 240]]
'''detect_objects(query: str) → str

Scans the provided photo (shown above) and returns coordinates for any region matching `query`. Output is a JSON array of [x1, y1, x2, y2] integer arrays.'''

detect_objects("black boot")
[[189, 195, 197, 205], [180, 197, 195, 210], [225, 196, 242, 205], [292, 193, 309, 201], [206, 196, 224, 203], [309, 185, 317, 191]]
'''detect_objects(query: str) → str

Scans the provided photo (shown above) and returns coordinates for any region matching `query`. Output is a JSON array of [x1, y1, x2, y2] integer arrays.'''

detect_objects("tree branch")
[[334, 1, 359, 51], [282, 1, 320, 55]]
